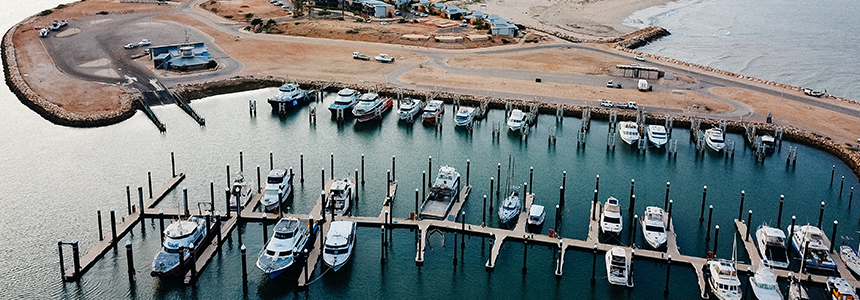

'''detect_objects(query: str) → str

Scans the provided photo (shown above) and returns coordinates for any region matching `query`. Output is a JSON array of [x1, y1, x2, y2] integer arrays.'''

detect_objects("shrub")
[[398, 18, 406, 23], [38, 10, 53, 16], [225, 15, 233, 19], [96, 11, 109, 15], [210, 0, 216, 4], [206, 60, 218, 68], [210, 7, 218, 12], [251, 18, 263, 25], [346, 29, 359, 34], [355, 17, 364, 22], [55, 4, 67, 9], [295, 21, 301, 25], [245, 13, 254, 20]]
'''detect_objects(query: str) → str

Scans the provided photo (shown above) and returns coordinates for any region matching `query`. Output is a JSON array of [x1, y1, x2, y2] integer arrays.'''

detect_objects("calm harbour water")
[[0, 1, 858, 299]]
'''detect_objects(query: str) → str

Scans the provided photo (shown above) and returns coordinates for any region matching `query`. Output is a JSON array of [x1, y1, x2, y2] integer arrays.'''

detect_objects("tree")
[[293, 0, 306, 16]]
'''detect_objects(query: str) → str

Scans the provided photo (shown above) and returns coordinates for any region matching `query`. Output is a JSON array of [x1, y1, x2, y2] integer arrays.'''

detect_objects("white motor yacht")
[[705, 127, 726, 152], [397, 99, 423, 121], [600, 197, 623, 234], [325, 178, 354, 216], [788, 224, 836, 270], [641, 206, 667, 249], [708, 259, 742, 300], [229, 172, 255, 211], [507, 109, 528, 132], [827, 277, 856, 300], [352, 92, 393, 122], [605, 246, 631, 286], [256, 217, 311, 278], [454, 107, 476, 127], [323, 221, 356, 272], [647, 125, 668, 148], [755, 225, 789, 269], [840, 245, 860, 277], [422, 100, 445, 124], [618, 121, 640, 145], [150, 216, 207, 277], [260, 169, 292, 212], [528, 204, 545, 226], [749, 266, 783, 300], [268, 82, 309, 111], [498, 187, 522, 223]]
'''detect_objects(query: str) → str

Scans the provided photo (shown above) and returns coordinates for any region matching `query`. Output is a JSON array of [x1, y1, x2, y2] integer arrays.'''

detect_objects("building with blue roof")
[[148, 42, 214, 71]]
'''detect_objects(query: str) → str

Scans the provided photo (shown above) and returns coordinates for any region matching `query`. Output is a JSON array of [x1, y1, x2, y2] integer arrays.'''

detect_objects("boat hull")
[[329, 105, 356, 119], [354, 98, 393, 122], [268, 95, 308, 111]]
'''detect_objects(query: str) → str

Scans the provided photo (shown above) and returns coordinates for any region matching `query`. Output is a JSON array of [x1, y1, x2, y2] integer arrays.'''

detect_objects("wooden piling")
[[331, 153, 335, 179], [746, 210, 753, 241], [630, 195, 636, 214], [97, 210, 103, 241], [256, 166, 261, 191], [738, 190, 745, 221], [300, 153, 305, 184], [209, 181, 214, 212], [482, 194, 487, 226], [137, 186, 144, 220], [631, 214, 638, 246], [171, 152, 175, 177], [713, 225, 720, 256], [269, 152, 273, 170], [664, 255, 672, 295], [467, 160, 471, 186], [240, 244, 247, 292], [496, 163, 501, 194], [148, 171, 153, 199], [818, 201, 825, 228], [831, 165, 836, 185], [182, 187, 189, 217], [415, 189, 419, 217], [429, 156, 434, 186], [240, 151, 244, 172], [831, 220, 838, 253], [110, 209, 117, 245], [777, 195, 784, 228], [225, 187, 231, 218], [72, 240, 80, 277], [630, 179, 635, 206], [664, 182, 670, 209], [788, 216, 796, 248], [361, 154, 365, 185], [159, 209, 164, 243], [125, 240, 135, 281], [840, 176, 845, 198], [699, 186, 707, 221], [262, 213, 268, 244], [226, 164, 231, 188], [126, 185, 131, 215], [595, 175, 600, 192], [667, 200, 673, 228], [57, 240, 65, 279], [706, 205, 713, 242], [392, 156, 396, 181], [529, 167, 533, 194]]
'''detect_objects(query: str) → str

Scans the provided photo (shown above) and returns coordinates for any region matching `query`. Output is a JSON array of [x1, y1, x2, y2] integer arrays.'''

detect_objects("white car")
[[124, 43, 137, 49], [460, 22, 468, 27], [365, 18, 372, 23], [626, 102, 638, 110], [381, 21, 388, 25], [138, 39, 151, 47], [599, 99, 613, 107], [635, 55, 645, 61]]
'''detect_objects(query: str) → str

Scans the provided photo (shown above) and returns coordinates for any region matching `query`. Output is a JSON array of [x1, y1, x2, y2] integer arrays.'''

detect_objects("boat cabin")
[[273, 218, 300, 240], [267, 169, 287, 184]]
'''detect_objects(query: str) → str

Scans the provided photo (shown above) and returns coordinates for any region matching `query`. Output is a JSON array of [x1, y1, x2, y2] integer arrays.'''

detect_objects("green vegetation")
[[355, 17, 365, 22], [245, 13, 254, 20], [38, 10, 53, 16], [346, 28, 359, 34], [210, 7, 218, 12], [295, 21, 301, 25], [398, 18, 407, 23], [96, 11, 109, 15], [251, 18, 263, 26], [318, 8, 330, 15], [225, 15, 233, 19], [55, 4, 67, 9]]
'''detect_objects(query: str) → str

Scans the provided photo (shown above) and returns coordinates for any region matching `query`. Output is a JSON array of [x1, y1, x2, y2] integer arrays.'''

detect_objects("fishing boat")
[[325, 178, 354, 216], [647, 125, 668, 148], [705, 127, 726, 152], [840, 245, 860, 277], [600, 197, 622, 234], [788, 273, 810, 300], [454, 107, 476, 127], [229, 172, 255, 211], [260, 169, 292, 212], [422, 100, 445, 124], [150, 216, 208, 277], [618, 121, 640, 145], [605, 246, 631, 287], [329, 88, 360, 119], [256, 217, 311, 279], [708, 259, 742, 300], [418, 166, 461, 220], [507, 109, 528, 132], [397, 99, 423, 121], [323, 220, 356, 272], [352, 92, 393, 122], [826, 277, 856, 300], [641, 206, 667, 249], [528, 204, 545, 226], [755, 224, 789, 269], [749, 265, 783, 300], [498, 186, 521, 223], [268, 82, 309, 111], [788, 224, 836, 270]]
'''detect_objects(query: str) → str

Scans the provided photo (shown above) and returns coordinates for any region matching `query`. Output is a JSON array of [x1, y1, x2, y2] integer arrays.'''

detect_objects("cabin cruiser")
[[761, 135, 776, 153], [352, 93, 393, 122], [618, 121, 640, 145], [256, 217, 311, 278], [325, 178, 354, 216], [749, 266, 782, 300], [647, 125, 668, 148], [418, 166, 461, 220], [260, 169, 292, 212], [498, 186, 522, 223], [827, 277, 856, 300], [641, 206, 667, 249], [708, 259, 742, 300], [454, 107, 476, 127], [397, 99, 422, 121], [329, 88, 360, 119], [422, 100, 445, 124], [268, 82, 309, 111], [150, 216, 208, 277], [756, 225, 789, 269], [323, 221, 356, 272], [507, 109, 528, 132], [600, 197, 623, 234], [528, 204, 545, 226], [605, 246, 631, 287], [840, 245, 860, 277], [788, 224, 836, 270], [705, 127, 726, 152], [229, 172, 255, 211]]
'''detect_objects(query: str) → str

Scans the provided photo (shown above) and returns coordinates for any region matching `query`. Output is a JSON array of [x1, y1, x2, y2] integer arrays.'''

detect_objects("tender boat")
[[840, 245, 860, 277], [647, 125, 668, 148], [325, 178, 354, 216], [329, 88, 360, 119], [268, 82, 309, 111], [498, 186, 522, 223], [260, 169, 292, 212], [454, 107, 475, 127], [761, 135, 776, 153], [641, 206, 667, 249], [788, 273, 810, 300], [528, 204, 545, 226], [705, 127, 726, 152], [352, 92, 393, 122], [788, 224, 836, 270], [397, 99, 423, 121], [418, 166, 461, 220], [323, 220, 356, 272], [600, 197, 622, 234], [755, 224, 789, 269], [749, 266, 783, 300], [827, 277, 856, 300], [256, 217, 311, 279], [150, 216, 208, 277], [618, 121, 640, 145], [507, 109, 528, 132], [229, 172, 255, 211], [422, 100, 445, 124], [605, 246, 631, 287], [708, 259, 742, 300]]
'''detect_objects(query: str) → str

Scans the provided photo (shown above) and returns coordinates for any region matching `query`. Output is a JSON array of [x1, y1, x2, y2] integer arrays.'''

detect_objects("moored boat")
[[256, 217, 311, 279], [705, 127, 726, 152], [150, 216, 208, 277], [422, 100, 445, 124], [641, 206, 667, 249], [755, 224, 789, 269], [788, 224, 836, 270], [826, 277, 856, 300], [329, 88, 360, 119], [749, 265, 783, 300], [352, 92, 393, 122], [323, 220, 356, 272], [325, 178, 354, 216], [600, 197, 622, 234], [647, 125, 668, 148], [260, 169, 292, 212], [618, 121, 639, 145], [507, 109, 528, 132], [229, 172, 255, 211], [418, 166, 461, 220], [605, 246, 631, 286], [760, 135, 776, 153], [498, 187, 521, 223], [528, 204, 545, 226], [454, 107, 475, 127], [397, 99, 423, 121], [840, 245, 860, 277], [268, 82, 309, 111], [708, 258, 742, 300]]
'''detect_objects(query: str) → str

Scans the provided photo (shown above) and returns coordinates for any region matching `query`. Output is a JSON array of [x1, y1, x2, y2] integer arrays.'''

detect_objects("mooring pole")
[[788, 216, 796, 248], [482, 194, 487, 226], [706, 205, 713, 242], [496, 163, 501, 194], [664, 255, 672, 295], [269, 151, 273, 170], [738, 190, 745, 221], [851, 187, 855, 210], [522, 238, 528, 274], [831, 220, 839, 253], [818, 201, 825, 228], [226, 164, 231, 188], [239, 151, 244, 172], [330, 153, 335, 179], [555, 204, 561, 234], [225, 187, 231, 218], [595, 175, 600, 192], [840, 176, 845, 198], [57, 240, 65, 279], [387, 170, 391, 200], [489, 177, 494, 208], [110, 208, 117, 246], [831, 165, 836, 185], [278, 191, 284, 218], [72, 240, 81, 277], [137, 185, 144, 219], [321, 168, 325, 191], [527, 167, 534, 194], [183, 187, 189, 217], [241, 244, 247, 292], [667, 200, 674, 228], [461, 212, 466, 248], [467, 160, 471, 186], [699, 186, 707, 221], [777, 195, 784, 228], [423, 171, 427, 202], [210, 181, 215, 213], [159, 209, 165, 243], [664, 182, 670, 209], [631, 215, 638, 246], [590, 244, 597, 284], [215, 211, 222, 253], [361, 154, 365, 185], [392, 156, 396, 181], [415, 189, 419, 217], [355, 169, 360, 202], [126, 185, 132, 215], [630, 195, 636, 214], [147, 171, 153, 199], [562, 171, 567, 193], [300, 153, 305, 184], [713, 225, 720, 256], [630, 179, 635, 209], [256, 166, 261, 192], [97, 210, 103, 241], [171, 151, 176, 177], [262, 213, 268, 244], [746, 210, 753, 241], [380, 226, 386, 263], [126, 240, 135, 281]]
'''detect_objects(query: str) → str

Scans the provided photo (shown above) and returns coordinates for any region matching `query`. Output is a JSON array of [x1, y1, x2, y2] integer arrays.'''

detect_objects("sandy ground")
[[447, 46, 624, 74]]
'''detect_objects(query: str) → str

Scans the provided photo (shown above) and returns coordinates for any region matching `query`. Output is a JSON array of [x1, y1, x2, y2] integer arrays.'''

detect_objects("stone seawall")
[[1, 20, 136, 128]]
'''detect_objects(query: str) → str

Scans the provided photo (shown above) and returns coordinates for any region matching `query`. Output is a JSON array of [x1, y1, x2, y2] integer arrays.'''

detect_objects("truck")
[[375, 53, 395, 63], [638, 79, 652, 91], [352, 52, 370, 60]]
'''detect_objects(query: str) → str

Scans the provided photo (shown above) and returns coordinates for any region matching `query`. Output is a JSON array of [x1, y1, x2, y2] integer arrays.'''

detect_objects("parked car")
[[138, 39, 151, 47], [599, 99, 613, 107], [626, 102, 638, 110], [606, 80, 613, 88], [395, 10, 401, 16], [124, 43, 137, 49], [460, 22, 468, 27], [381, 21, 388, 25], [366, 18, 372, 23], [352, 52, 370, 60], [615, 102, 628, 109], [634, 55, 645, 61], [375, 54, 394, 63]]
